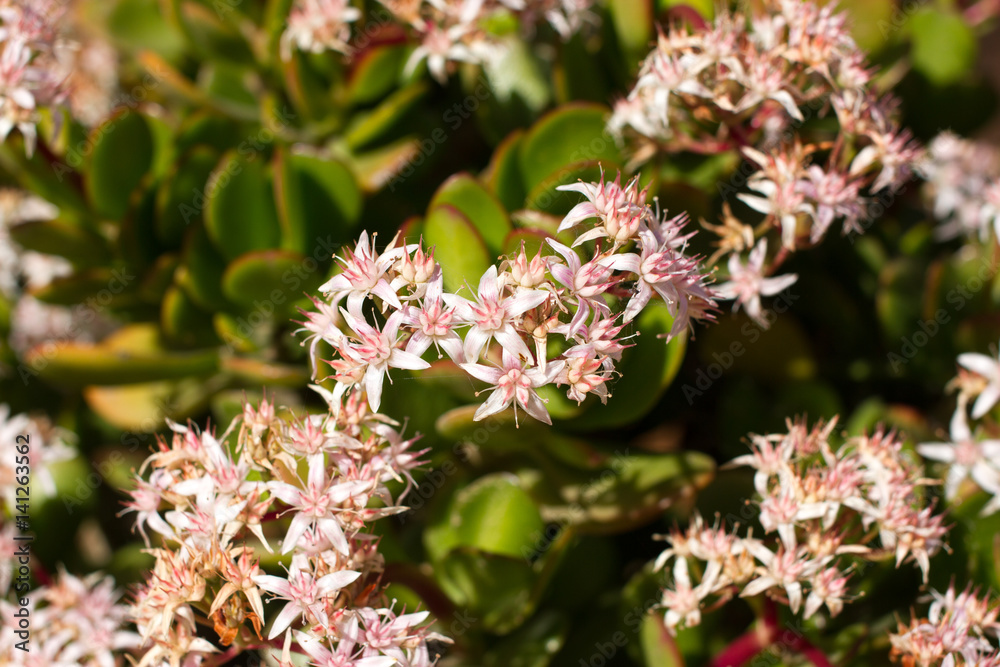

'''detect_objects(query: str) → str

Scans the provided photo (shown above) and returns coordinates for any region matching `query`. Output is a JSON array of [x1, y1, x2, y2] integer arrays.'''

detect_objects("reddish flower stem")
[[711, 627, 768, 667], [33, 558, 52, 588], [712, 600, 833, 667], [664, 4, 709, 31]]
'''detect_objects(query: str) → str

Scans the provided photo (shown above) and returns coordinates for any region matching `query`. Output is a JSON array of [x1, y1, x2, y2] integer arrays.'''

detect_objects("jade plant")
[[3, 0, 1000, 666]]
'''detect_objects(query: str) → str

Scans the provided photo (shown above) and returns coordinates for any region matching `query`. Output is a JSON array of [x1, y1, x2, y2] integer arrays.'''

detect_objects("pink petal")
[[460, 362, 503, 385], [473, 388, 511, 421]]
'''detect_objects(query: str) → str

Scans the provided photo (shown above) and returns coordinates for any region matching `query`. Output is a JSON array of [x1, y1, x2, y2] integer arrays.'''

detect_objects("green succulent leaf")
[[221, 249, 317, 306], [219, 357, 310, 387], [161, 285, 220, 347], [85, 110, 155, 220], [518, 451, 716, 534], [525, 160, 612, 216], [8, 220, 111, 266], [518, 104, 619, 193], [423, 204, 492, 293], [639, 614, 685, 667], [107, 0, 186, 59], [483, 130, 527, 212], [175, 111, 247, 154], [344, 82, 431, 151], [347, 44, 412, 105], [608, 0, 654, 66], [435, 548, 538, 635], [29, 269, 138, 308], [273, 149, 362, 254], [177, 224, 231, 311], [204, 150, 283, 261], [909, 8, 977, 87], [429, 173, 511, 252], [425, 473, 545, 563], [171, 0, 256, 65], [155, 146, 219, 246], [23, 340, 218, 386]]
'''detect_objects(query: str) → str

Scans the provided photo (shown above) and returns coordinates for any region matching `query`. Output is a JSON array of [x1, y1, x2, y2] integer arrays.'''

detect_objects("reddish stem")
[[664, 4, 709, 31], [712, 600, 833, 667], [711, 627, 768, 667], [33, 558, 52, 588]]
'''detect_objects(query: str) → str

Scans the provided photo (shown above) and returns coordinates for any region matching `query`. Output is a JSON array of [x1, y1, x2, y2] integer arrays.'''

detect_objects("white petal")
[[268, 602, 302, 639], [916, 443, 957, 462], [957, 353, 999, 379], [971, 382, 1000, 420], [317, 569, 361, 596]]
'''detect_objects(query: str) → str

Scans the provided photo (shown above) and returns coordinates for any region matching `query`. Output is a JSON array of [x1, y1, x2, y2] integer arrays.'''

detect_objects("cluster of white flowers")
[[125, 393, 443, 667], [281, 0, 362, 59], [282, 0, 599, 82], [0, 562, 140, 666], [918, 343, 1000, 517], [301, 171, 717, 426], [920, 132, 1000, 242], [654, 418, 948, 634], [609, 0, 922, 325], [0, 403, 73, 510], [0, 0, 70, 155], [0, 188, 64, 298], [890, 584, 1000, 667]]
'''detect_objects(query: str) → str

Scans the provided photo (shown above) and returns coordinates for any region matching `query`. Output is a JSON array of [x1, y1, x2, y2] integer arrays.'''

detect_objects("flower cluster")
[[0, 0, 70, 155], [282, 0, 599, 82], [654, 418, 948, 634], [0, 403, 73, 510], [920, 132, 1000, 243], [125, 393, 442, 666], [396, 0, 599, 82], [0, 188, 63, 298], [302, 172, 716, 426], [890, 584, 1000, 667], [609, 0, 922, 322], [918, 343, 1000, 516], [281, 0, 362, 59], [0, 565, 139, 665]]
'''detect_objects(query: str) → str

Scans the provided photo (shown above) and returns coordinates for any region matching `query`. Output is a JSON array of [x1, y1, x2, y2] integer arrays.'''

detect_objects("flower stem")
[[710, 627, 768, 667], [711, 600, 833, 667]]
